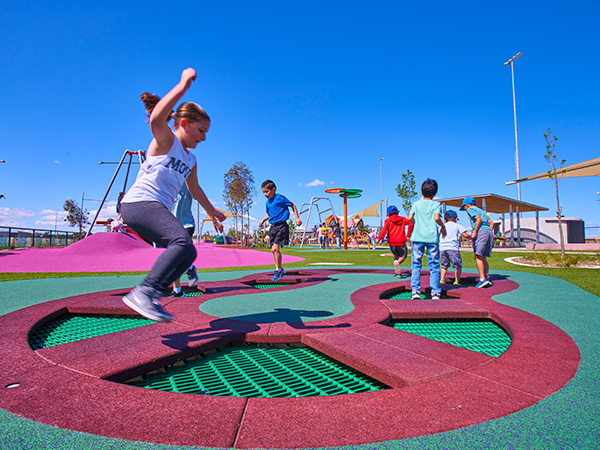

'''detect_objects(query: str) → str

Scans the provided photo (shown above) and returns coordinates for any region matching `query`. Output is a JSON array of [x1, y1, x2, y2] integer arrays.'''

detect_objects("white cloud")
[[0, 207, 35, 227], [88, 204, 118, 223], [304, 179, 326, 187], [0, 207, 35, 219], [53, 160, 62, 164]]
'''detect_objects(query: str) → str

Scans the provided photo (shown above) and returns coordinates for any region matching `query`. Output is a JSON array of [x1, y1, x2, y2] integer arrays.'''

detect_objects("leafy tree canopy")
[[63, 199, 90, 234], [395, 169, 418, 215]]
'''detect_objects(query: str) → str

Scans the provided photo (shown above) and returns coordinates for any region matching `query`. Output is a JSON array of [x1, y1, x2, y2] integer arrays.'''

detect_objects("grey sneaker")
[[186, 265, 199, 287], [123, 286, 173, 323]]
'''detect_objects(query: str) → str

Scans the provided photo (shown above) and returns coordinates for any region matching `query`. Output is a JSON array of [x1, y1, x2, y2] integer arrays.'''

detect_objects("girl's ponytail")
[[140, 93, 209, 127], [140, 92, 174, 122]]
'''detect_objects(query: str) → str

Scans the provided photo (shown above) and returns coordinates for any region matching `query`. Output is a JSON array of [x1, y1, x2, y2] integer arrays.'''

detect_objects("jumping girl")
[[120, 68, 225, 322]]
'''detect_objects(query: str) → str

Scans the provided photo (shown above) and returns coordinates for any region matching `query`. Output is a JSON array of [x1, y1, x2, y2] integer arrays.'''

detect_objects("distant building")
[[499, 217, 585, 244]]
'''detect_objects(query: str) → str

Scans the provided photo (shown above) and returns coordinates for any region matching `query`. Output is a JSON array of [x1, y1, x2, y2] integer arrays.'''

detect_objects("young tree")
[[544, 127, 567, 258], [223, 162, 256, 247], [288, 218, 296, 243], [63, 199, 90, 237], [395, 169, 419, 215]]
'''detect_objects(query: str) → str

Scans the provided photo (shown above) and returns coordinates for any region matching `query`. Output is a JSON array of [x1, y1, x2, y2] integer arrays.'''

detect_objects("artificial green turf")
[[2, 248, 599, 297], [282, 248, 600, 297]]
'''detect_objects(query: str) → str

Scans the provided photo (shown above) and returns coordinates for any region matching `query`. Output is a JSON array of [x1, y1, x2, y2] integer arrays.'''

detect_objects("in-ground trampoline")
[[0, 268, 590, 449]]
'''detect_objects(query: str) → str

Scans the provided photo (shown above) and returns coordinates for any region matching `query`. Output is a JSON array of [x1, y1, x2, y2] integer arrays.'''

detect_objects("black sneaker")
[[123, 286, 173, 323], [186, 265, 199, 287], [170, 289, 185, 298]]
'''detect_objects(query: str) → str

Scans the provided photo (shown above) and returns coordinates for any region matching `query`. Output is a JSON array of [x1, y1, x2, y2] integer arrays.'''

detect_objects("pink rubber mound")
[[60, 232, 151, 255], [0, 232, 304, 273]]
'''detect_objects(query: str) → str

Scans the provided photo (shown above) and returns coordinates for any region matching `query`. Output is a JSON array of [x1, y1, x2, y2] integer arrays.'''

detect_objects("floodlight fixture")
[[504, 52, 523, 66]]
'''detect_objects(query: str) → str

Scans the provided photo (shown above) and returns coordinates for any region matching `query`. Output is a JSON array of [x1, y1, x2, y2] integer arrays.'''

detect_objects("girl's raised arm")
[[149, 68, 197, 155]]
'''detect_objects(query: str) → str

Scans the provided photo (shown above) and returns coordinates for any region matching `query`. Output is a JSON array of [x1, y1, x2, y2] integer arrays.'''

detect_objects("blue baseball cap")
[[444, 209, 458, 219], [460, 197, 476, 211], [386, 205, 399, 215]]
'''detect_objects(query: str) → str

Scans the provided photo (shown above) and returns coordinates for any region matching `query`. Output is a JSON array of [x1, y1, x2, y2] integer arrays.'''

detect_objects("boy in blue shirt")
[[258, 180, 302, 281], [460, 197, 495, 288], [408, 179, 446, 300]]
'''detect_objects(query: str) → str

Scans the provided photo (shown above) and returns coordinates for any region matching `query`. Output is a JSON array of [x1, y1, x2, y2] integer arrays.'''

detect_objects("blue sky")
[[1, 1, 598, 236]]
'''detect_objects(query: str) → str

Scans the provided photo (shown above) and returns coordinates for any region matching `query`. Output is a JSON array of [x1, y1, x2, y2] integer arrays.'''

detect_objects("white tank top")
[[121, 133, 197, 209]]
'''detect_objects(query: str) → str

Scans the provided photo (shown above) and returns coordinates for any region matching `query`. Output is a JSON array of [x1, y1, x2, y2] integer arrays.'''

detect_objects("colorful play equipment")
[[87, 149, 146, 238], [296, 196, 337, 248], [320, 215, 371, 250], [212, 235, 232, 245], [324, 188, 363, 250]]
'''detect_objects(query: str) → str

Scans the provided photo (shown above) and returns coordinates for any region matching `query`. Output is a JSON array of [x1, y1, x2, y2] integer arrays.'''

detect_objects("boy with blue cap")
[[460, 197, 495, 288], [377, 205, 414, 277], [440, 209, 470, 285]]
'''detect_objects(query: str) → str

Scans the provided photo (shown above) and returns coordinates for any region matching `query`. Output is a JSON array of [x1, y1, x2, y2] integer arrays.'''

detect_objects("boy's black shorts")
[[269, 221, 290, 247], [390, 245, 407, 260]]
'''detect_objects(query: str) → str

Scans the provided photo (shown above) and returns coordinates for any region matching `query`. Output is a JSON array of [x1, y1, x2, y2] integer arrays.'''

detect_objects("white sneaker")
[[411, 291, 421, 300], [432, 293, 441, 300]]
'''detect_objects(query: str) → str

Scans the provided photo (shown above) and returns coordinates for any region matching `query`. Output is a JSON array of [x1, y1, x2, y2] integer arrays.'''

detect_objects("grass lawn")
[[1, 246, 598, 297]]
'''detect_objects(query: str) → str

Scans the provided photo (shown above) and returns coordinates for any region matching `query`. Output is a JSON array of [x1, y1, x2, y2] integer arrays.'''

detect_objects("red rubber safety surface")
[[0, 269, 580, 449]]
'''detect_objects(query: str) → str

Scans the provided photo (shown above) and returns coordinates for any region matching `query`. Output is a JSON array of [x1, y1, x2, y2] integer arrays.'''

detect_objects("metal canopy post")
[[509, 204, 514, 247], [535, 211, 540, 247], [516, 206, 521, 247]]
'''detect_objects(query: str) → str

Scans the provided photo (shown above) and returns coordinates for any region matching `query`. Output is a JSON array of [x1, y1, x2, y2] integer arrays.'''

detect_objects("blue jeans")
[[411, 242, 441, 295]]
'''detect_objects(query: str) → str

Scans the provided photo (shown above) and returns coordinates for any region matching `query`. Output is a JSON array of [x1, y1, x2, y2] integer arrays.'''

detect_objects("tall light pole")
[[379, 157, 384, 229], [504, 52, 523, 201]]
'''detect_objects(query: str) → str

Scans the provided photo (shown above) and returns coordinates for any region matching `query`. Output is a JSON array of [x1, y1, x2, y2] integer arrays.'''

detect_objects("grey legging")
[[120, 201, 197, 293]]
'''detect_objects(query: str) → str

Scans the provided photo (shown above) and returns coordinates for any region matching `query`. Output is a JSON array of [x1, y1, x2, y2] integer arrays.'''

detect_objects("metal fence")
[[0, 226, 83, 248], [585, 226, 600, 239]]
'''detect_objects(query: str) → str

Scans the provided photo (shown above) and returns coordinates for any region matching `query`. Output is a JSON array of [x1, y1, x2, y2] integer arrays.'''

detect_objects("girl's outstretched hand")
[[212, 218, 224, 233], [181, 68, 197, 85], [213, 209, 227, 222]]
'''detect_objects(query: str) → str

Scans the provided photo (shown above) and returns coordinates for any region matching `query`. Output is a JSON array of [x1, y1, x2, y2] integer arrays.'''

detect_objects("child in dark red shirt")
[[377, 205, 414, 277]]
